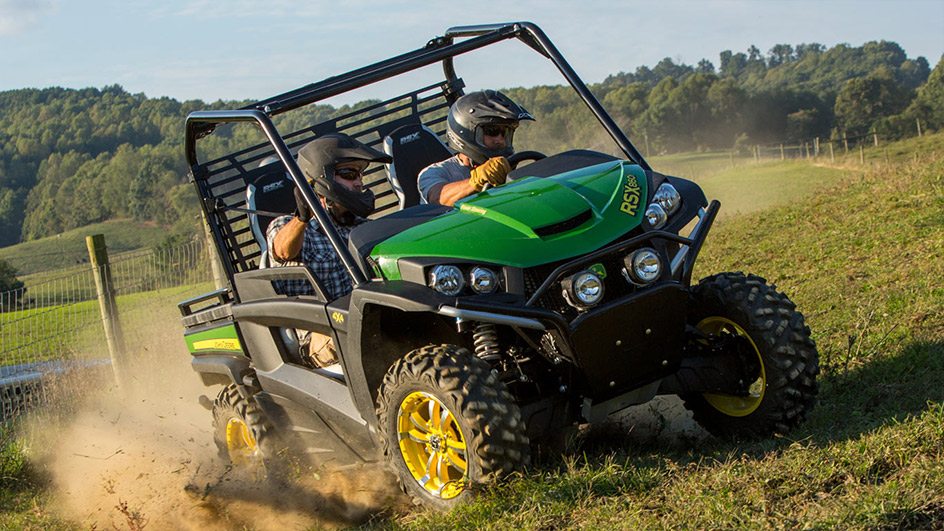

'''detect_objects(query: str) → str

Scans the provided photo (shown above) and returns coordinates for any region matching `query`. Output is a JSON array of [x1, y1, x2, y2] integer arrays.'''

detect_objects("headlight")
[[428, 265, 464, 296], [653, 183, 681, 215], [469, 267, 499, 294], [562, 270, 605, 308], [645, 203, 668, 229], [623, 248, 662, 284]]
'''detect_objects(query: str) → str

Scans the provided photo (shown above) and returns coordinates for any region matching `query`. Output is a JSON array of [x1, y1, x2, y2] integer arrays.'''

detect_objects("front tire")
[[376, 345, 530, 509], [683, 272, 819, 439]]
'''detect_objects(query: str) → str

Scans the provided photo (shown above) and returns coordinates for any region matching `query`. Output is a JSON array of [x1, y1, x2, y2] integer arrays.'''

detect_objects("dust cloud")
[[22, 307, 404, 530]]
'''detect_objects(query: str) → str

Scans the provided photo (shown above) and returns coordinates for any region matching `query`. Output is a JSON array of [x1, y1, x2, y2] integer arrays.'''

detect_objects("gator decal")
[[620, 172, 642, 215], [185, 323, 244, 354]]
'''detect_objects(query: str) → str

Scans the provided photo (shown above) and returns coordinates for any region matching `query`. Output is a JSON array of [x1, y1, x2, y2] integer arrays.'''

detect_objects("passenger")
[[418, 90, 534, 206], [267, 133, 390, 367]]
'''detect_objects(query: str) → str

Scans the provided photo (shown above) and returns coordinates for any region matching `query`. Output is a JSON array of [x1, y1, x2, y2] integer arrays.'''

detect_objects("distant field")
[[0, 219, 170, 276], [694, 160, 847, 218]]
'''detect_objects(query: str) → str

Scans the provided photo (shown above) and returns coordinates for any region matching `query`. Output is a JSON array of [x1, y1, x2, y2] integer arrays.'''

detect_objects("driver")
[[418, 90, 534, 206], [267, 133, 390, 367]]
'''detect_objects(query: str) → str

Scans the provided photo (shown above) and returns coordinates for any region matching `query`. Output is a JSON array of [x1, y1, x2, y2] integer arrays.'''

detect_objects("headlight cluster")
[[428, 265, 501, 296], [645, 183, 681, 229]]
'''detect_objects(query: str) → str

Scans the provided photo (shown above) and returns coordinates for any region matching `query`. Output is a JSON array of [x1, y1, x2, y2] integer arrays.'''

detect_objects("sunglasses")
[[334, 167, 365, 181], [481, 125, 512, 137]]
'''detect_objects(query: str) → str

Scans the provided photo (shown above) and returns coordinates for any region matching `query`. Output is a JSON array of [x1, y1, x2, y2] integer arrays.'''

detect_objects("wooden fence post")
[[86, 234, 127, 390], [829, 141, 835, 162], [780, 144, 785, 160], [873, 133, 879, 147], [916, 118, 923, 137], [859, 145, 865, 164], [201, 212, 226, 290], [843, 132, 849, 153]]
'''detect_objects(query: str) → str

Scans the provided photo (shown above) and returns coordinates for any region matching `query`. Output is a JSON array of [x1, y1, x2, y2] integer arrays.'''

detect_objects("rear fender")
[[191, 354, 253, 392]]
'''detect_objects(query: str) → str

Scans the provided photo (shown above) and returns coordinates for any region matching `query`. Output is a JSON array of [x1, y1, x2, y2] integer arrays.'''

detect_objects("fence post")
[[86, 234, 127, 389], [814, 137, 820, 157], [873, 132, 879, 147], [780, 144, 785, 160], [843, 132, 849, 153], [829, 141, 835, 162], [916, 118, 923, 137], [859, 145, 865, 164], [201, 211, 226, 290]]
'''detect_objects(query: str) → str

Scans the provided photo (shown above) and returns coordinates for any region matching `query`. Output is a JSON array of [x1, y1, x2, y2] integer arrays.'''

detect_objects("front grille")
[[523, 246, 656, 320]]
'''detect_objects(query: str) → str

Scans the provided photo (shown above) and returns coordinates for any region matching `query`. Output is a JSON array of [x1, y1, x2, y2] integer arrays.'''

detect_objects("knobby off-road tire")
[[683, 272, 819, 439], [212, 384, 284, 482], [376, 344, 530, 509]]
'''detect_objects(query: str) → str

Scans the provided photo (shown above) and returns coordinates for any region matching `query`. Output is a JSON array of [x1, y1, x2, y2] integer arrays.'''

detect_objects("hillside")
[[0, 219, 169, 276]]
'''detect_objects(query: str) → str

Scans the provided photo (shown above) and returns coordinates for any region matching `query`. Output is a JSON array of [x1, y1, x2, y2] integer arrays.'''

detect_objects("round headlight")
[[469, 267, 499, 294], [626, 248, 662, 284], [563, 270, 604, 308], [653, 183, 681, 215], [428, 265, 464, 296], [645, 203, 668, 229]]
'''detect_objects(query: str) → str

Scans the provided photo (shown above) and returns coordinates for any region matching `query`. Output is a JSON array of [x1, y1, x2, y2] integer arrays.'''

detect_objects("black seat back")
[[246, 167, 296, 266], [383, 123, 452, 209]]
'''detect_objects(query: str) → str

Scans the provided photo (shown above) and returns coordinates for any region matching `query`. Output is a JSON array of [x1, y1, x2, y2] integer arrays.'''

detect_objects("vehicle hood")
[[370, 160, 648, 279]]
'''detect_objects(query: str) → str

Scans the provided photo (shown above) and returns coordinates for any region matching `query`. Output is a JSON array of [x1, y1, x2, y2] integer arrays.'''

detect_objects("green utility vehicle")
[[180, 22, 819, 508]]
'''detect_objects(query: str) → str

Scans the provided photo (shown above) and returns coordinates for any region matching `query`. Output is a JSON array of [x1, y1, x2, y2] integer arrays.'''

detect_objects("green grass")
[[0, 282, 214, 368], [650, 150, 756, 179], [0, 219, 170, 276]]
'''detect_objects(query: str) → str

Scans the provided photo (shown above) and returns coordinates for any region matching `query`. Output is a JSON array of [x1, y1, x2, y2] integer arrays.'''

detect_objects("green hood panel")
[[371, 161, 648, 280]]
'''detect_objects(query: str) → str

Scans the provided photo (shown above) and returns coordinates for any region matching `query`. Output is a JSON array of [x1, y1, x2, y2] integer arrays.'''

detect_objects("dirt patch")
[[22, 311, 403, 530]]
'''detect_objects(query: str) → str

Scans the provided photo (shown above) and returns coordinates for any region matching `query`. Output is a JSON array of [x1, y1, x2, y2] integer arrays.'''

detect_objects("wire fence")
[[0, 237, 215, 429]]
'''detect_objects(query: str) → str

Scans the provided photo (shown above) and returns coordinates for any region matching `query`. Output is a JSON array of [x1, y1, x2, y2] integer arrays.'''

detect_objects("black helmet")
[[296, 133, 391, 218], [446, 90, 534, 165]]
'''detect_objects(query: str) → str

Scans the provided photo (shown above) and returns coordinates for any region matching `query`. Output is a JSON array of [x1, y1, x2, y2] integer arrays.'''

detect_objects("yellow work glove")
[[468, 156, 510, 191]]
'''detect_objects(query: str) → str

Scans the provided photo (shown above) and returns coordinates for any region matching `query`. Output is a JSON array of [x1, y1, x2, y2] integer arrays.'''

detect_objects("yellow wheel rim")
[[396, 391, 468, 500], [225, 417, 259, 465], [697, 317, 766, 417]]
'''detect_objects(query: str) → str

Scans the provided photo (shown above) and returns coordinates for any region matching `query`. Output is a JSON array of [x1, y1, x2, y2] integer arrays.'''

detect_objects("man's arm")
[[428, 180, 477, 206], [271, 218, 307, 261]]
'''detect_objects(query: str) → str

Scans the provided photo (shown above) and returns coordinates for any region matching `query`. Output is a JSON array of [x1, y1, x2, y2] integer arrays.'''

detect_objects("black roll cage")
[[185, 21, 651, 291]]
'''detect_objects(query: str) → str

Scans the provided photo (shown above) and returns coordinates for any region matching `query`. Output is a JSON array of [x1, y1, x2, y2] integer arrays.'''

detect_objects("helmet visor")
[[473, 123, 517, 155]]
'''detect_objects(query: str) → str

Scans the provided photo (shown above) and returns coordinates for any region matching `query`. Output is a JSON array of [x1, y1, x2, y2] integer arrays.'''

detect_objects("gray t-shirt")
[[417, 155, 470, 204]]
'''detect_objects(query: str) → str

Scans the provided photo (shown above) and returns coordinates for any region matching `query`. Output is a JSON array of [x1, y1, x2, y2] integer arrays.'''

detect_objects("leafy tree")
[[0, 258, 25, 309], [835, 69, 911, 136]]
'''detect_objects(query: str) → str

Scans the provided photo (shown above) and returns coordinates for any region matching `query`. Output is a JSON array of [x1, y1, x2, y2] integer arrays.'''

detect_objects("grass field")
[[2, 133, 942, 529], [0, 219, 170, 277]]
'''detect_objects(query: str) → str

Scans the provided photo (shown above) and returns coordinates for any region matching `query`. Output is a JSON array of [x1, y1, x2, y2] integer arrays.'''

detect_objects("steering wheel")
[[507, 150, 547, 169]]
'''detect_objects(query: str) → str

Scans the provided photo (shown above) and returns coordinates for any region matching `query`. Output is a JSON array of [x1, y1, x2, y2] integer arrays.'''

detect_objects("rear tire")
[[683, 272, 819, 439], [212, 384, 283, 481], [376, 345, 530, 509]]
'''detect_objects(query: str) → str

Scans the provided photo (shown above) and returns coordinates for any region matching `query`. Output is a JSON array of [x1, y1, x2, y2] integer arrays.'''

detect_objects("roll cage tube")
[[185, 22, 649, 169], [441, 22, 651, 171], [185, 110, 369, 287]]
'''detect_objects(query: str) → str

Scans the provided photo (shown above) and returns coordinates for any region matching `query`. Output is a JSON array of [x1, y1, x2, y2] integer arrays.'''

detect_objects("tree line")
[[0, 41, 941, 250]]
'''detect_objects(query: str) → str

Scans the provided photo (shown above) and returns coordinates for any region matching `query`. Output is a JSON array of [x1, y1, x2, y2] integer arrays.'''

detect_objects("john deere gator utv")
[[179, 22, 819, 508]]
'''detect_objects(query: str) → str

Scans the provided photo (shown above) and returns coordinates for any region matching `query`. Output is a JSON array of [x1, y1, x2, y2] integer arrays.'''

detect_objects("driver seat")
[[383, 123, 452, 209]]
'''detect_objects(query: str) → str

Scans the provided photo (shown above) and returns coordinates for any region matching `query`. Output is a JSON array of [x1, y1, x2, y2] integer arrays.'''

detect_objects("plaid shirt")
[[266, 215, 363, 300]]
